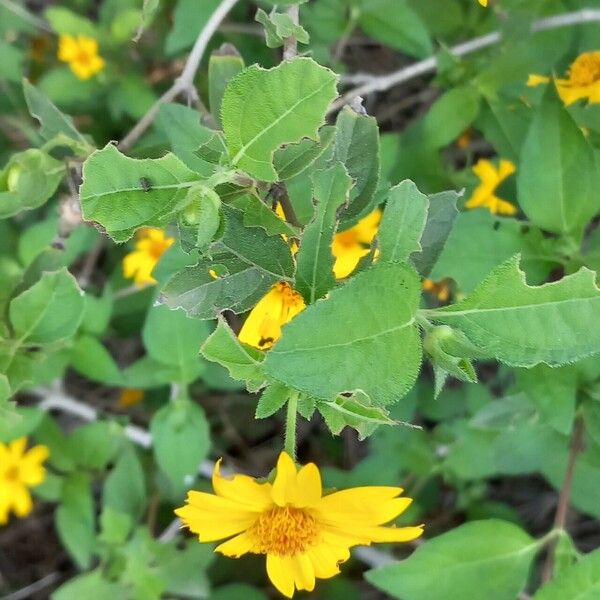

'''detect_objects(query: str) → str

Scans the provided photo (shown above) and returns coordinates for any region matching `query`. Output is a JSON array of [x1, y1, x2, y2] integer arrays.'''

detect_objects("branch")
[[330, 8, 600, 113], [282, 4, 300, 61], [119, 0, 241, 152], [540, 415, 585, 583]]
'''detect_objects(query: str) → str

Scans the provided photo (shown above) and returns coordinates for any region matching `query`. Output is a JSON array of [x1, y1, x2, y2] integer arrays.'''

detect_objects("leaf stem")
[[284, 390, 299, 460]]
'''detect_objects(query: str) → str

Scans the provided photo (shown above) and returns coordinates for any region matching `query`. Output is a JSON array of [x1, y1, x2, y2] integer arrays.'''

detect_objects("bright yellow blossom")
[[332, 208, 381, 279], [58, 34, 104, 80], [478, 0, 488, 6], [123, 227, 174, 286], [239, 282, 305, 350], [465, 159, 518, 216], [0, 438, 49, 525], [527, 51, 600, 105], [176, 452, 423, 598], [423, 278, 451, 303]]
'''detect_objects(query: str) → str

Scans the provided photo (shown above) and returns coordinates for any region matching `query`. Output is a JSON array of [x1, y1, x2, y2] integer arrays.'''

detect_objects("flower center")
[[75, 50, 92, 67], [568, 52, 600, 86], [249, 506, 320, 556], [4, 466, 19, 482], [335, 229, 360, 248]]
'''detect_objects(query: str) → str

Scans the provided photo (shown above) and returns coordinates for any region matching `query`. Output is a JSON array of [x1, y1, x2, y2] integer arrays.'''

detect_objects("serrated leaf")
[[428, 256, 600, 367], [378, 180, 429, 264], [256, 382, 290, 418], [222, 57, 337, 181], [264, 263, 422, 405], [333, 107, 380, 225], [255, 9, 309, 48], [366, 520, 537, 600], [410, 189, 459, 277], [274, 125, 335, 180], [201, 318, 266, 391], [296, 163, 352, 303], [80, 144, 200, 241], [9, 268, 84, 345], [518, 85, 600, 237], [229, 193, 298, 237]]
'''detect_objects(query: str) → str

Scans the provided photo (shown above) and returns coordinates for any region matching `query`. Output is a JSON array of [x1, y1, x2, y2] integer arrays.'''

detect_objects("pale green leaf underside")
[[222, 57, 338, 181], [264, 263, 422, 405], [429, 256, 600, 367]]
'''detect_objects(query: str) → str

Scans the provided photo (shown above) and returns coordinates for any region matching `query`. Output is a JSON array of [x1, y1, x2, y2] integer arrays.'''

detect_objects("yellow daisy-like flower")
[[423, 278, 451, 303], [176, 452, 423, 598], [0, 438, 49, 525], [527, 51, 600, 106], [465, 159, 518, 216], [332, 208, 382, 279], [57, 34, 105, 80], [238, 282, 305, 350], [123, 227, 175, 286], [478, 0, 488, 6]]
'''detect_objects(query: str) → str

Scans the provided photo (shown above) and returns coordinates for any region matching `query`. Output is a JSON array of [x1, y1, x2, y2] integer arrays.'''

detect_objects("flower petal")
[[307, 542, 350, 578], [266, 554, 295, 598], [212, 459, 273, 510], [215, 531, 256, 557], [11, 484, 33, 517], [291, 552, 315, 592], [271, 451, 299, 507], [294, 462, 322, 507]]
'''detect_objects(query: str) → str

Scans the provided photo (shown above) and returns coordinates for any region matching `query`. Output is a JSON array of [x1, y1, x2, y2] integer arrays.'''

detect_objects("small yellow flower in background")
[[176, 451, 423, 598], [57, 34, 104, 80], [239, 282, 305, 350], [0, 438, 49, 525], [332, 208, 381, 279], [456, 129, 473, 150], [123, 227, 174, 286], [465, 159, 518, 216], [423, 278, 451, 303], [117, 388, 144, 408], [527, 51, 600, 105], [478, 0, 488, 6]]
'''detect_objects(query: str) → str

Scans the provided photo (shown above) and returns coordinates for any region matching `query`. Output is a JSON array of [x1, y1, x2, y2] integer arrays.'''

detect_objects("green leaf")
[[80, 144, 200, 241], [332, 107, 380, 225], [256, 382, 291, 418], [296, 163, 352, 303], [410, 190, 459, 277], [357, 0, 432, 58], [534, 548, 600, 600], [255, 8, 309, 48], [103, 444, 146, 520], [229, 193, 298, 237], [53, 570, 125, 600], [71, 335, 123, 385], [274, 125, 336, 181], [318, 392, 396, 439], [9, 268, 84, 345], [56, 473, 96, 569], [143, 305, 210, 382], [68, 421, 122, 470], [518, 85, 600, 237], [222, 57, 337, 181], [151, 398, 210, 493], [366, 520, 537, 600], [208, 45, 245, 129], [165, 0, 219, 55], [0, 374, 19, 434], [430, 209, 554, 293], [22, 79, 89, 148], [264, 263, 422, 405], [98, 506, 133, 545], [378, 180, 429, 264], [428, 256, 600, 367], [201, 318, 266, 391]]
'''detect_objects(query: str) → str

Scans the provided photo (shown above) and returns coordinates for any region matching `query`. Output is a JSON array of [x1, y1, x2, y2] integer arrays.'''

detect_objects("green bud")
[[6, 164, 23, 192]]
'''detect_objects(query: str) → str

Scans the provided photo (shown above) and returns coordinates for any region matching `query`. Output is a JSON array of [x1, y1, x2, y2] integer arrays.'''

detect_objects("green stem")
[[284, 391, 299, 460]]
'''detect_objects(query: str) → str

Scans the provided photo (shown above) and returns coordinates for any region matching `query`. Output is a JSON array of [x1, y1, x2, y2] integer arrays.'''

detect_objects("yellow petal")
[[9, 437, 27, 460], [354, 208, 382, 244], [493, 197, 518, 216], [238, 285, 286, 349], [294, 462, 322, 507], [212, 459, 273, 510], [478, 0, 488, 6], [267, 554, 295, 598], [496, 159, 516, 182], [526, 74, 550, 87], [215, 531, 256, 557], [472, 159, 500, 187], [12, 484, 33, 517], [332, 243, 369, 279], [291, 553, 315, 592], [271, 451, 299, 507], [307, 542, 350, 578], [57, 35, 78, 61], [350, 524, 424, 543]]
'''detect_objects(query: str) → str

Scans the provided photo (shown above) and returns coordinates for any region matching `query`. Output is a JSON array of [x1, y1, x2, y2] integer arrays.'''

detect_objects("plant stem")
[[540, 415, 585, 583], [284, 391, 299, 460]]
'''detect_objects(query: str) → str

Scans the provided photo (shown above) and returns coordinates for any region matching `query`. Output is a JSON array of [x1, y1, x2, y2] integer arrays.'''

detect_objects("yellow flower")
[[527, 51, 600, 105], [123, 227, 174, 286], [238, 282, 305, 350], [423, 278, 451, 302], [332, 208, 381, 279], [465, 159, 518, 216], [57, 34, 105, 80], [117, 388, 144, 408], [0, 438, 49, 525], [176, 452, 423, 598], [478, 0, 488, 5]]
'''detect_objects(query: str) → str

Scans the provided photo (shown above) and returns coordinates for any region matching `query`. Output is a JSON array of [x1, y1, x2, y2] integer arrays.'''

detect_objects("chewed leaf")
[[222, 57, 338, 182]]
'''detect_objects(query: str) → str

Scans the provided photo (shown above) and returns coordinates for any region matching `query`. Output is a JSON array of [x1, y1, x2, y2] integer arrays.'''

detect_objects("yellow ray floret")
[[238, 282, 305, 350], [478, 0, 488, 6], [58, 34, 105, 80], [527, 51, 600, 106], [176, 452, 423, 598], [465, 158, 517, 216], [123, 227, 174, 286], [0, 438, 49, 525]]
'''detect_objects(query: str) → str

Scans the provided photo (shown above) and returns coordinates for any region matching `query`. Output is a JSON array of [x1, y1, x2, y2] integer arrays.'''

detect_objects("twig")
[[282, 4, 299, 61], [77, 237, 106, 288], [119, 0, 241, 152], [1, 572, 61, 600], [540, 416, 585, 583], [330, 8, 600, 113]]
